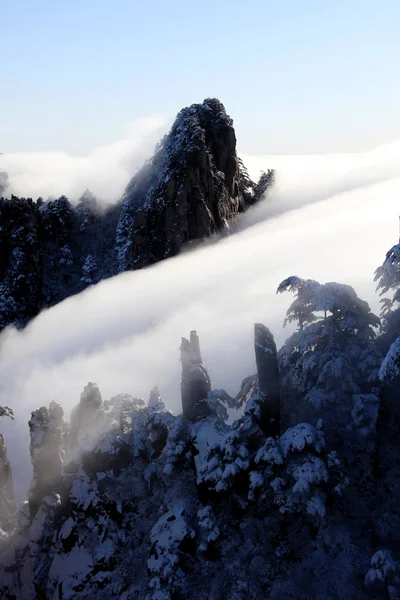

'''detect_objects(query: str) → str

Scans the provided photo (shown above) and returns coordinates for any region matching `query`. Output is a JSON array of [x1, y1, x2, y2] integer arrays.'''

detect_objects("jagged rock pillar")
[[69, 382, 103, 449], [181, 331, 211, 421], [28, 401, 65, 516], [0, 434, 16, 532], [254, 323, 281, 437]]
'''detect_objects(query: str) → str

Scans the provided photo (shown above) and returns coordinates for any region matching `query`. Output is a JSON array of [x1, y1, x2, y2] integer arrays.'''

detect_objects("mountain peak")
[[0, 100, 273, 332], [118, 98, 272, 270]]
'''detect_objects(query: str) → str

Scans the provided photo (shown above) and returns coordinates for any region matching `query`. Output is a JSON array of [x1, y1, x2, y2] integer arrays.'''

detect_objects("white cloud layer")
[[1, 139, 400, 501], [0, 117, 168, 203]]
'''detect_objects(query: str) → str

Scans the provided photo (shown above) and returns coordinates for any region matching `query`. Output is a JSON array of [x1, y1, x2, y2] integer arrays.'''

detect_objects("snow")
[[148, 504, 194, 594], [307, 493, 327, 518], [255, 436, 284, 466], [290, 456, 328, 493], [192, 417, 249, 491], [365, 549, 399, 589], [350, 393, 379, 436], [48, 546, 94, 599], [279, 423, 325, 457], [69, 472, 100, 511], [379, 335, 400, 383], [375, 243, 400, 295]]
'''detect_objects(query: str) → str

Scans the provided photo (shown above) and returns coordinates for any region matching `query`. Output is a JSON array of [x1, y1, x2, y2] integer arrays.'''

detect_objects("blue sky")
[[1, 0, 400, 155]]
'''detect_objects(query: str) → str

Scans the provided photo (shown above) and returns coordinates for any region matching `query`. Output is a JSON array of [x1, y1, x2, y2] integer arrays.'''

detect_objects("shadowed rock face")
[[114, 99, 272, 270], [180, 330, 211, 421], [69, 382, 103, 449], [0, 434, 16, 532], [28, 401, 65, 515], [254, 323, 281, 437]]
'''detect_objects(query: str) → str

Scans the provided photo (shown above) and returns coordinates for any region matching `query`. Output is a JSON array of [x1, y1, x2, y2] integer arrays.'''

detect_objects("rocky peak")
[[117, 98, 272, 270], [0, 100, 273, 333], [0, 434, 16, 532], [69, 382, 104, 449], [28, 401, 65, 515], [254, 323, 281, 437], [235, 324, 281, 441], [148, 386, 166, 413], [180, 330, 212, 421]]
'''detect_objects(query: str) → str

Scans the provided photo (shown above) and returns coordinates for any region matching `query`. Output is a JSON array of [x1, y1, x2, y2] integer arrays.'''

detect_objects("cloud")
[[1, 141, 400, 501], [239, 137, 400, 227], [0, 117, 168, 203]]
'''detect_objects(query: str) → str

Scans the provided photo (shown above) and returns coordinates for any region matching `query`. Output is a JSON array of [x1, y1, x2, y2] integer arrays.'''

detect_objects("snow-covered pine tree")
[[0, 406, 14, 419], [375, 242, 400, 351], [80, 254, 97, 285], [277, 276, 381, 454], [278, 276, 380, 411]]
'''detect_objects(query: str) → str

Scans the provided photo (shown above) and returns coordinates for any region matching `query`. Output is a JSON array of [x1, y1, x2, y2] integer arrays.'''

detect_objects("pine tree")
[[374, 242, 400, 350], [278, 276, 381, 410]]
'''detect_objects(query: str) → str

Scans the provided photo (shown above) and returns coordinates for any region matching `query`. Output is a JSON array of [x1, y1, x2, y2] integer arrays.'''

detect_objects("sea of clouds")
[[0, 116, 168, 203], [1, 130, 400, 500]]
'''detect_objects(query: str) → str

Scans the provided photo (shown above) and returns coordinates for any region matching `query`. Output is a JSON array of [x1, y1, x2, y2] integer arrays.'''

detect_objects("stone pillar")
[[69, 382, 103, 449], [28, 401, 65, 515], [254, 323, 281, 437], [180, 331, 211, 421], [0, 434, 16, 531]]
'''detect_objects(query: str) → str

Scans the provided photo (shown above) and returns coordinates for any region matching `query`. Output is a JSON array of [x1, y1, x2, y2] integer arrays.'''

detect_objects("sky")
[[1, 0, 400, 156]]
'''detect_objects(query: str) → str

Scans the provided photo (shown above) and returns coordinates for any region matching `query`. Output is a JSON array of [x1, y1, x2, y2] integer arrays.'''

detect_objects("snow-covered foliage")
[[0, 196, 41, 328], [235, 372, 279, 442], [80, 254, 97, 285], [162, 417, 191, 475], [375, 243, 400, 348], [252, 423, 328, 516], [278, 276, 379, 332], [375, 243, 400, 298], [365, 549, 400, 596], [237, 158, 273, 203], [103, 392, 145, 434], [278, 276, 381, 410], [197, 505, 220, 551], [205, 388, 237, 421], [115, 198, 136, 272], [59, 244, 74, 267], [148, 504, 195, 598], [131, 387, 174, 460], [379, 335, 400, 384], [350, 393, 380, 436], [0, 406, 14, 419], [192, 417, 250, 492]]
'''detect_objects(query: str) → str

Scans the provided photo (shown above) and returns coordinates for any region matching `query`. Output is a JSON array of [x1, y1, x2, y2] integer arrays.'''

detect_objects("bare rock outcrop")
[[28, 401, 65, 515], [118, 98, 273, 270], [68, 382, 103, 450], [181, 330, 211, 421], [0, 434, 16, 532], [254, 323, 281, 437]]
